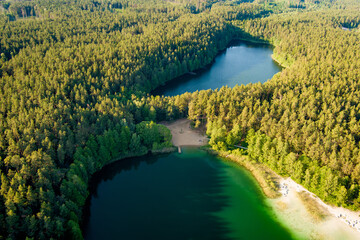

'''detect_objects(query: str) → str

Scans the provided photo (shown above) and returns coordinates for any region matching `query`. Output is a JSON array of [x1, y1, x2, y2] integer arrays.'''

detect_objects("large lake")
[[83, 148, 297, 240], [152, 40, 282, 96]]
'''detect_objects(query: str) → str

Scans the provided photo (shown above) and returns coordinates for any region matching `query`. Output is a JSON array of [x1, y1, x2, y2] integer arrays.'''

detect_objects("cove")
[[152, 40, 282, 97], [83, 148, 297, 240]]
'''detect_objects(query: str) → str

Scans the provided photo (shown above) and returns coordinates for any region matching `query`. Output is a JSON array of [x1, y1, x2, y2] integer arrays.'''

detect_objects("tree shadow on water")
[[82, 151, 238, 240]]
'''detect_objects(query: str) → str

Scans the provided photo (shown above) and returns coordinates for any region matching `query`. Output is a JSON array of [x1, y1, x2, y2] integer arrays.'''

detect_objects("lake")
[[83, 40, 289, 239], [83, 148, 297, 240], [152, 40, 282, 96]]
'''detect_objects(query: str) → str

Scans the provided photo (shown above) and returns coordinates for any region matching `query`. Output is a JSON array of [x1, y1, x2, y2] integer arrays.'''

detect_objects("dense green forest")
[[0, 0, 236, 238], [179, 2, 360, 209], [1, 0, 360, 238]]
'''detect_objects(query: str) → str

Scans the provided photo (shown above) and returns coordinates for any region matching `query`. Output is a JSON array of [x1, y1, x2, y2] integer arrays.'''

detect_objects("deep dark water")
[[83, 148, 296, 240], [152, 40, 282, 96]]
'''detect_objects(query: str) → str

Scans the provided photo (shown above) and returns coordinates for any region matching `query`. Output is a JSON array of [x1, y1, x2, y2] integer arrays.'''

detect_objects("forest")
[[1, 0, 360, 239]]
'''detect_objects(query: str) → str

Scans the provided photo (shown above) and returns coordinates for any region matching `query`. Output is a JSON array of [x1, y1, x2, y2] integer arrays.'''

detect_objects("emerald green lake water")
[[152, 40, 282, 96], [83, 148, 296, 239]]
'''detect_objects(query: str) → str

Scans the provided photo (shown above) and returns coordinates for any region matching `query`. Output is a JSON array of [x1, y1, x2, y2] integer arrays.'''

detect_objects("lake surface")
[[83, 148, 297, 240], [152, 40, 282, 96]]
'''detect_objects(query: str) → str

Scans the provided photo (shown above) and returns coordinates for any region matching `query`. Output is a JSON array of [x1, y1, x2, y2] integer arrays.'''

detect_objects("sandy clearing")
[[161, 119, 208, 147]]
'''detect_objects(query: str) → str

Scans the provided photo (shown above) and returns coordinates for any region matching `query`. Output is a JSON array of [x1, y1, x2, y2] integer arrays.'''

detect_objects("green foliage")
[[136, 121, 172, 150], [67, 220, 83, 240], [1, 0, 360, 238]]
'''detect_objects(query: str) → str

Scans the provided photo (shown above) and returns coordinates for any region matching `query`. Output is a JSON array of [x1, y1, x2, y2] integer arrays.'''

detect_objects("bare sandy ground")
[[270, 178, 360, 240], [161, 119, 208, 147]]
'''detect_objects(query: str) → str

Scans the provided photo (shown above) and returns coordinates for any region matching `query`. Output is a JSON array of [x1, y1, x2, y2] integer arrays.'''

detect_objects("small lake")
[[152, 40, 282, 96], [83, 148, 297, 240]]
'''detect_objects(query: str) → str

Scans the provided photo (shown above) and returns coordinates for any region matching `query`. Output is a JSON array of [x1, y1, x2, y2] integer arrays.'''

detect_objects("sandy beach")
[[161, 119, 208, 147], [271, 177, 360, 240]]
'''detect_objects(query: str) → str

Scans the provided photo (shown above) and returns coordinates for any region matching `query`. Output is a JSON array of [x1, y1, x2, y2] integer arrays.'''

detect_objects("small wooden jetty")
[[178, 146, 182, 153], [234, 145, 248, 150]]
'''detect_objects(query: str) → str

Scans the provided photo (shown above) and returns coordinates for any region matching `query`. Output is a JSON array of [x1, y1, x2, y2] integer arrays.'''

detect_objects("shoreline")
[[213, 151, 360, 239], [218, 151, 281, 199], [225, 152, 360, 239], [271, 52, 292, 68], [231, 37, 270, 45], [163, 119, 360, 239], [222, 151, 360, 239]]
